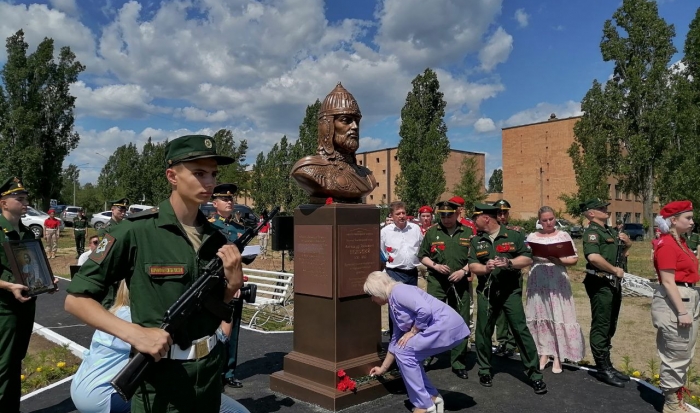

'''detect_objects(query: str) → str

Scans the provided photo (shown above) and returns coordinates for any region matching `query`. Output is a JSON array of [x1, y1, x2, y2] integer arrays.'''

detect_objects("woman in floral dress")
[[525, 206, 586, 373]]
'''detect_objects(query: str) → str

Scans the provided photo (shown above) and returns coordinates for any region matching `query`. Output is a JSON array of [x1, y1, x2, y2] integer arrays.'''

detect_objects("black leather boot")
[[594, 361, 626, 388], [606, 355, 631, 382]]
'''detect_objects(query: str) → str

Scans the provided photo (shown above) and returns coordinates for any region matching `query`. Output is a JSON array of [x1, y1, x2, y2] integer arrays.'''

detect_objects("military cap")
[[493, 199, 511, 210], [0, 177, 28, 197], [164, 135, 235, 167], [435, 200, 460, 213], [110, 198, 130, 208], [212, 183, 238, 199], [473, 202, 499, 216], [579, 198, 610, 213]]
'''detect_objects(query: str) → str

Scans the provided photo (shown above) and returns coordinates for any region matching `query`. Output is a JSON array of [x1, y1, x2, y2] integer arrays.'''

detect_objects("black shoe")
[[452, 368, 468, 379], [493, 343, 506, 355], [532, 379, 547, 394], [423, 356, 433, 368], [595, 367, 626, 388], [223, 377, 243, 388], [479, 374, 493, 387], [502, 348, 515, 358]]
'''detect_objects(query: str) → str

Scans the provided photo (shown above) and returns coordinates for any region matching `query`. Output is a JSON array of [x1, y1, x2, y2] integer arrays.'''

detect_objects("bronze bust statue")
[[291, 82, 377, 203]]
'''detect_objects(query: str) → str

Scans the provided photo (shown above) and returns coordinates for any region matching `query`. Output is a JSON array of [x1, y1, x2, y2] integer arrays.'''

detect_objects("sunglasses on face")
[[91, 240, 99, 245]]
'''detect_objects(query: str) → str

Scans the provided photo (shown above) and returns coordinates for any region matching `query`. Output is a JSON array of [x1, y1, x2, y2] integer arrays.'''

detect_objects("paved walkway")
[[22, 288, 665, 412]]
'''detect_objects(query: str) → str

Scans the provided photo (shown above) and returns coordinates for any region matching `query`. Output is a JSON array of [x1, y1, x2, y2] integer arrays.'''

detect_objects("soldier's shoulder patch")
[[127, 208, 159, 221], [207, 217, 215, 223], [90, 233, 116, 264], [585, 233, 599, 243]]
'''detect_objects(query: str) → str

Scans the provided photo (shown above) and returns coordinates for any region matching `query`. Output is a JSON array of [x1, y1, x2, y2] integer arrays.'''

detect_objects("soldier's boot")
[[606, 355, 630, 382], [594, 359, 626, 388], [663, 388, 691, 413]]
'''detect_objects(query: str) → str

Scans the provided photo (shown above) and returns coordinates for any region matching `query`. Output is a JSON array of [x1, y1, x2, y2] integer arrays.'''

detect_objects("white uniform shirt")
[[77, 250, 93, 266], [380, 222, 422, 270]]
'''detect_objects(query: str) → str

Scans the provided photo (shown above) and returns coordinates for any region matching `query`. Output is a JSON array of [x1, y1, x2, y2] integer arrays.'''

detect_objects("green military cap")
[[0, 176, 28, 197], [212, 183, 238, 199], [110, 198, 130, 208], [164, 135, 235, 167], [579, 198, 610, 213], [492, 199, 511, 210], [435, 200, 460, 213], [473, 202, 499, 216]]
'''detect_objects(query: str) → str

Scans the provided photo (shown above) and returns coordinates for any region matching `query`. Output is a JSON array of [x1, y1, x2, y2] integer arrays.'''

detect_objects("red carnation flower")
[[438, 245, 445, 251], [430, 245, 437, 253], [388, 256, 394, 263], [337, 381, 347, 391], [346, 379, 356, 391], [386, 246, 393, 253], [326, 197, 333, 205], [243, 276, 249, 282], [337, 370, 346, 378]]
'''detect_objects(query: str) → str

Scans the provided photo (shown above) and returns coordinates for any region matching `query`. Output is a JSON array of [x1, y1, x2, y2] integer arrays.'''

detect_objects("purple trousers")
[[394, 343, 459, 409]]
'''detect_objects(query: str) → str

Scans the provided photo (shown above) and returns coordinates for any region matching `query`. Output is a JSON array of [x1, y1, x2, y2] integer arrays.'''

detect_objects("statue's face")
[[333, 114, 360, 154]]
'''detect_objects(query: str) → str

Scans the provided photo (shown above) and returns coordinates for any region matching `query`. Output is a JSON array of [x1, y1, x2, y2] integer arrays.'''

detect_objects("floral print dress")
[[525, 230, 586, 361]]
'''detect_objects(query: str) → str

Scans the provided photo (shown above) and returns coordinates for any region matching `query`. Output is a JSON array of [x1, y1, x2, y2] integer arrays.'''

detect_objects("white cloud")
[[174, 107, 230, 123], [359, 137, 385, 152], [553, 25, 565, 31], [71, 81, 169, 119], [479, 27, 513, 72], [49, 0, 78, 16], [502, 101, 583, 128], [514, 9, 529, 28], [474, 117, 496, 133]]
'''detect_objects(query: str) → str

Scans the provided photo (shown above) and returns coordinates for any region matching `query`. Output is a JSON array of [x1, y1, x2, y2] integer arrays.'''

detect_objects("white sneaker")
[[434, 395, 444, 413]]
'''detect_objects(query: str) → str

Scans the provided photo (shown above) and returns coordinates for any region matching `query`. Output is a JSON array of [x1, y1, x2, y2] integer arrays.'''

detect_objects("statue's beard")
[[333, 132, 359, 155]]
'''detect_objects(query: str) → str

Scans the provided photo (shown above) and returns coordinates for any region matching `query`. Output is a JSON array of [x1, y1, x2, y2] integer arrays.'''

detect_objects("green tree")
[[60, 164, 80, 205], [250, 152, 269, 213], [288, 100, 321, 209], [0, 30, 85, 209], [76, 183, 105, 216], [487, 169, 503, 193], [213, 129, 249, 197], [97, 143, 142, 204], [453, 157, 486, 211], [395, 68, 451, 213], [567, 0, 676, 235], [139, 137, 170, 205]]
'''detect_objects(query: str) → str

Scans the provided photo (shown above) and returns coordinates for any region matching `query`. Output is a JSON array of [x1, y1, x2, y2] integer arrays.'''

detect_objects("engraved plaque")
[[294, 225, 333, 298], [338, 225, 379, 298]]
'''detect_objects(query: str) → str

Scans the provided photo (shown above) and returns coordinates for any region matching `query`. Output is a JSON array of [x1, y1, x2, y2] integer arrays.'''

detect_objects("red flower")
[[337, 370, 346, 378], [386, 246, 393, 253], [438, 245, 445, 251], [388, 256, 394, 263], [430, 245, 437, 253], [325, 197, 333, 205], [345, 378, 356, 391], [243, 276, 249, 282], [496, 244, 510, 253], [337, 381, 347, 391]]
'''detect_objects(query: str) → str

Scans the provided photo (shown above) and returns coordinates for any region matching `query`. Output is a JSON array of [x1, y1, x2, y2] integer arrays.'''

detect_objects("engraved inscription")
[[294, 225, 333, 298], [338, 225, 379, 298]]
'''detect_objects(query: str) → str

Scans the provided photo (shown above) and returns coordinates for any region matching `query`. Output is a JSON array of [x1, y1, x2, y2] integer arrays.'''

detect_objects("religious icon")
[[3, 239, 57, 296]]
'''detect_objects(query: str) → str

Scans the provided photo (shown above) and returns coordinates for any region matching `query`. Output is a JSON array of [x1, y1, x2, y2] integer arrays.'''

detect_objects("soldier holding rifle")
[[65, 135, 247, 413], [580, 198, 632, 388]]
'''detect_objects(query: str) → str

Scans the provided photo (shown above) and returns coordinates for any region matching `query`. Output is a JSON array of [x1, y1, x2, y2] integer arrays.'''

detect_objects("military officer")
[[491, 199, 519, 357], [418, 200, 473, 379], [208, 184, 245, 389], [580, 198, 632, 388], [468, 203, 546, 394], [0, 177, 57, 412], [65, 135, 244, 413], [98, 198, 129, 237], [73, 209, 88, 258]]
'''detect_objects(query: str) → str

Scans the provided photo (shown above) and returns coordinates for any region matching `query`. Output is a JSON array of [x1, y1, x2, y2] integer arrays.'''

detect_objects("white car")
[[90, 211, 113, 230], [22, 207, 65, 238]]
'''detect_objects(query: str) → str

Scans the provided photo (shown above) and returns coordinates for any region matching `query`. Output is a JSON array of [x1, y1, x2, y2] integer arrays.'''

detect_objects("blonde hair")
[[108, 280, 130, 314], [363, 271, 397, 300]]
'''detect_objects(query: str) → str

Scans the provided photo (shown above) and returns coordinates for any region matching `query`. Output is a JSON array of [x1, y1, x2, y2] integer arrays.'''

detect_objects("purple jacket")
[[388, 283, 470, 353]]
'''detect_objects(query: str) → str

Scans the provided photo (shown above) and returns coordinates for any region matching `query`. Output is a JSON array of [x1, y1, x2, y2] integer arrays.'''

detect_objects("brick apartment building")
[[356, 147, 485, 210], [501, 114, 657, 223]]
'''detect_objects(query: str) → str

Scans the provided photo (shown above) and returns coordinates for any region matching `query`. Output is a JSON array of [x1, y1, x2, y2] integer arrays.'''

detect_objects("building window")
[[376, 158, 380, 163], [359, 160, 363, 165], [625, 192, 631, 201], [635, 194, 640, 202], [608, 184, 612, 197], [615, 185, 621, 200], [616, 212, 622, 223], [370, 195, 373, 200], [382, 194, 386, 199], [635, 213, 641, 223], [382, 170, 386, 175], [394, 155, 398, 161]]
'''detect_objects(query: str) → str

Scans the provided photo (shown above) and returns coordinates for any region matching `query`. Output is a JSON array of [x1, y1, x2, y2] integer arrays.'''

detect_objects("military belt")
[[165, 334, 217, 361], [585, 269, 615, 280], [74, 228, 86, 231]]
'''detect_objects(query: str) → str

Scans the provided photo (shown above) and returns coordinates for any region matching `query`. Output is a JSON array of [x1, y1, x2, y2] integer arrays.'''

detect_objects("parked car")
[[199, 203, 259, 228], [22, 207, 65, 238], [622, 223, 645, 241], [52, 205, 67, 216], [127, 204, 155, 215], [61, 205, 83, 226], [90, 211, 113, 230]]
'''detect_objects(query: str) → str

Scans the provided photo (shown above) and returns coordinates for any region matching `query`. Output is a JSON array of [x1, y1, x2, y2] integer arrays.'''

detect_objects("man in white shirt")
[[381, 201, 423, 336], [77, 235, 100, 265]]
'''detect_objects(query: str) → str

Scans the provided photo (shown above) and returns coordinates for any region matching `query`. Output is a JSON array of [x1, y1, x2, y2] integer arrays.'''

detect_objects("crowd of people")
[[375, 197, 699, 413]]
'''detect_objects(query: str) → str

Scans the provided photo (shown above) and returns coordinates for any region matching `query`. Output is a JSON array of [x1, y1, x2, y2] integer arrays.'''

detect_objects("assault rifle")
[[612, 213, 631, 289], [111, 206, 280, 401]]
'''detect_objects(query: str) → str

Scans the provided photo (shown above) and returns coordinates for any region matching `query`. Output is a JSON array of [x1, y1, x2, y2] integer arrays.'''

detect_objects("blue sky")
[[0, 0, 696, 184]]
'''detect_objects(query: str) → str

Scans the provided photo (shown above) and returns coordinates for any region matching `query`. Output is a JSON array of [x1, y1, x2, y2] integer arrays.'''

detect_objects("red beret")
[[660, 200, 693, 219], [48, 209, 55, 213], [418, 206, 433, 214], [448, 196, 465, 206]]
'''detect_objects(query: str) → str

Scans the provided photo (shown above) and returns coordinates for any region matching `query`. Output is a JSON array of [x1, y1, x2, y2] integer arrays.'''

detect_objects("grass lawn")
[[21, 334, 81, 395]]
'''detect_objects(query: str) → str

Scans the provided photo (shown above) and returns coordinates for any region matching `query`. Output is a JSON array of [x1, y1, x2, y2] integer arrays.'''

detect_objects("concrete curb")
[[32, 322, 88, 360], [20, 375, 75, 402]]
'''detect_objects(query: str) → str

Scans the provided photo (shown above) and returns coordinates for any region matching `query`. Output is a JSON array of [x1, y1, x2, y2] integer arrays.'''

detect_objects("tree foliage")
[[0, 30, 84, 209], [487, 169, 503, 193], [395, 68, 451, 214], [567, 0, 675, 234], [213, 129, 249, 196], [452, 157, 486, 211]]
